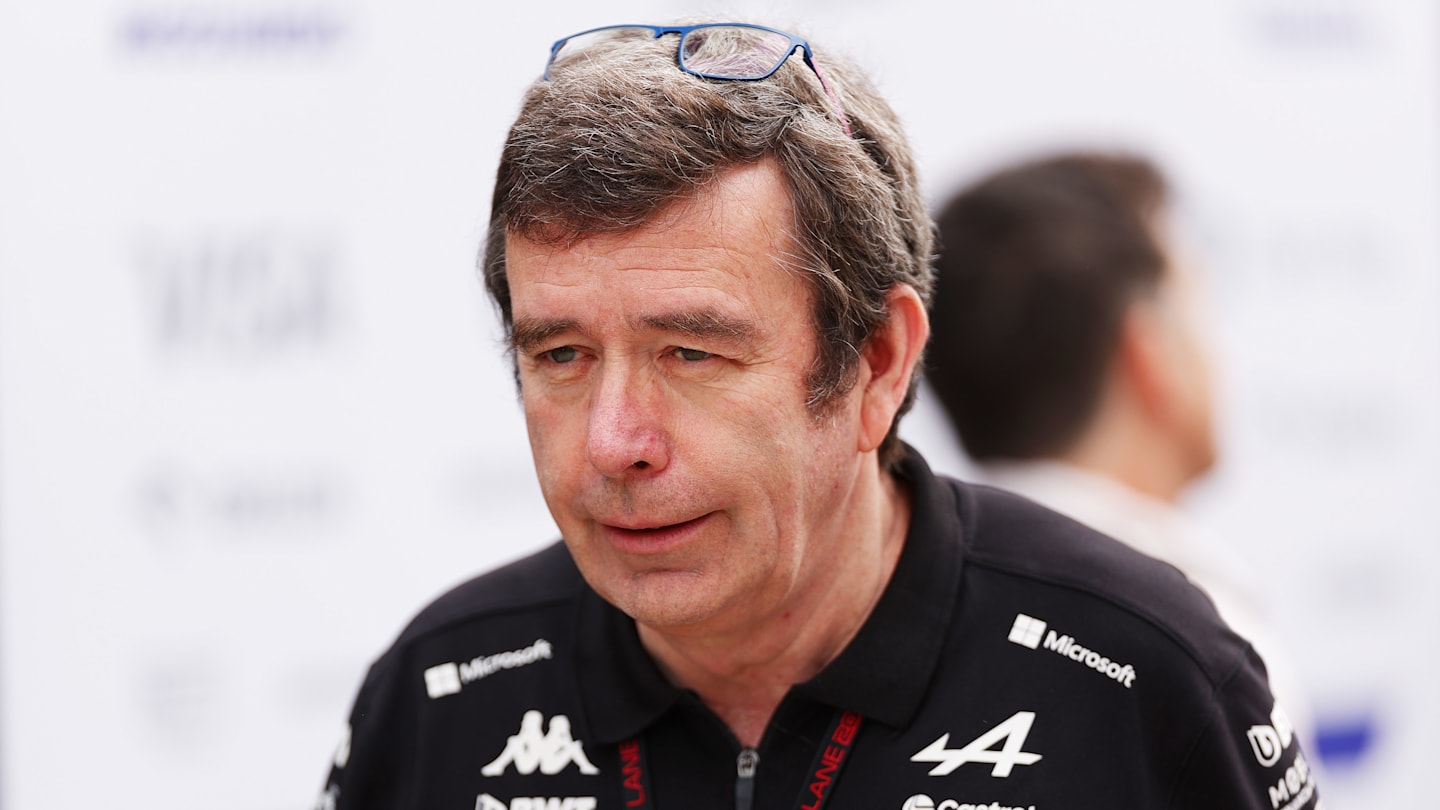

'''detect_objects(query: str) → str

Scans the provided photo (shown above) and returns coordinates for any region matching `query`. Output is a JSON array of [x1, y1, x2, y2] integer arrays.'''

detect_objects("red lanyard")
[[619, 709, 863, 810]]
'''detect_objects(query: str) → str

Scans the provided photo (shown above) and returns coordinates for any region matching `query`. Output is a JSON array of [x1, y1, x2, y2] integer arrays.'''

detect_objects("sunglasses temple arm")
[[805, 55, 853, 138]]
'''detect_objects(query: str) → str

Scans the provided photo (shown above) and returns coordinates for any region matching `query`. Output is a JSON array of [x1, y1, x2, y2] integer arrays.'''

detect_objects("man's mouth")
[[600, 513, 712, 554]]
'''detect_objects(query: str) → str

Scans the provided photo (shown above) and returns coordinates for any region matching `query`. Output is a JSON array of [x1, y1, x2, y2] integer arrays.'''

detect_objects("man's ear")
[[858, 285, 930, 453], [1117, 299, 1171, 422]]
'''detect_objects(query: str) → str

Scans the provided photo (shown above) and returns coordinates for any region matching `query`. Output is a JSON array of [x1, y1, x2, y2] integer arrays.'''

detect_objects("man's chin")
[[592, 567, 732, 630]]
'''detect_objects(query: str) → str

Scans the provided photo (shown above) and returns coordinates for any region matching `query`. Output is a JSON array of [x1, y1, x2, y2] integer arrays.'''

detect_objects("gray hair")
[[481, 22, 933, 469]]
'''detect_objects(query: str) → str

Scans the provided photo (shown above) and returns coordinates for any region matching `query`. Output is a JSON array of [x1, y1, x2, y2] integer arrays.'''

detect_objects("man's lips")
[[599, 512, 713, 555]]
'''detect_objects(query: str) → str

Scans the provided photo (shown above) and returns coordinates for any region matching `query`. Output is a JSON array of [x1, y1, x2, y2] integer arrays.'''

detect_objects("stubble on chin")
[[579, 551, 738, 630]]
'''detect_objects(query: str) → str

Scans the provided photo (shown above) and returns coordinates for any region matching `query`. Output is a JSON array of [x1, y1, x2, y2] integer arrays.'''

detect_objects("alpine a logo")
[[424, 638, 553, 699], [911, 711, 1042, 778], [1008, 613, 1137, 688], [475, 796, 596, 810], [482, 711, 599, 776]]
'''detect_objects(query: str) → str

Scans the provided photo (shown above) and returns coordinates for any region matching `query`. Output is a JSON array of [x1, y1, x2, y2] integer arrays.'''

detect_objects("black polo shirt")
[[318, 449, 1319, 810]]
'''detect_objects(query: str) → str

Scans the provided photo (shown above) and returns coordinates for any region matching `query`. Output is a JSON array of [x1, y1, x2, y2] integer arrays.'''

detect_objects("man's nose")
[[585, 364, 670, 478]]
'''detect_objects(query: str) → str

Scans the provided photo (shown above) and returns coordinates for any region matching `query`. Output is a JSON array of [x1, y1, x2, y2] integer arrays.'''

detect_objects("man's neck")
[[1062, 399, 1191, 504], [635, 466, 911, 747]]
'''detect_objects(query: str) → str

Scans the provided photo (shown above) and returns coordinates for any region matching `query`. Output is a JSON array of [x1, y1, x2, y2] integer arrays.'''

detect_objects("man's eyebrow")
[[510, 311, 758, 353], [641, 310, 757, 344], [511, 317, 579, 353]]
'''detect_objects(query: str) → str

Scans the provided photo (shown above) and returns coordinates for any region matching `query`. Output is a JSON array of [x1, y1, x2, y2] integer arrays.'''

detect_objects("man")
[[926, 153, 1313, 745], [319, 24, 1320, 810], [928, 154, 1214, 507]]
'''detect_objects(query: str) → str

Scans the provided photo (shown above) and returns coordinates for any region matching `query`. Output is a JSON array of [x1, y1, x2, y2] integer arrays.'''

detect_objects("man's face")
[[505, 160, 869, 632]]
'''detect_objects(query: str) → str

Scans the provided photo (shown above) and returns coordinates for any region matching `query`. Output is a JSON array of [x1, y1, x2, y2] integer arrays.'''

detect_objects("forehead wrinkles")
[[509, 226, 767, 283], [509, 155, 802, 249], [506, 159, 816, 333]]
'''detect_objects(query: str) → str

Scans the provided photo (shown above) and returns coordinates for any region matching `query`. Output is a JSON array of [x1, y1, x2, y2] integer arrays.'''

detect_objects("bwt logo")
[[136, 232, 340, 356], [475, 796, 596, 810]]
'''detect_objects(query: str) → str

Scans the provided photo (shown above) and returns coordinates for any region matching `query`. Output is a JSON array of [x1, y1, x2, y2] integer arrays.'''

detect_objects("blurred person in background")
[[928, 150, 1315, 751]]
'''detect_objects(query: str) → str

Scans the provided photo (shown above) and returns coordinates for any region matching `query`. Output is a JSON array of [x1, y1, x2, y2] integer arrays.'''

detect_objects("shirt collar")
[[574, 584, 683, 744], [793, 446, 962, 728], [575, 445, 963, 741]]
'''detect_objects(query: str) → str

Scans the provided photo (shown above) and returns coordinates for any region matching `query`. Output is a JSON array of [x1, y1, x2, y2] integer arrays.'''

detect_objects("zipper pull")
[[735, 747, 759, 810]]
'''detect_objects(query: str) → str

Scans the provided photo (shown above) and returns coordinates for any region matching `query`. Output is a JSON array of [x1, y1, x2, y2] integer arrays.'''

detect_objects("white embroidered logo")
[[482, 711, 599, 776], [425, 662, 462, 698], [424, 639, 554, 700], [1008, 613, 1138, 689], [1248, 703, 1296, 768], [911, 711, 1043, 777], [1007, 614, 1047, 649], [475, 795, 597, 810]]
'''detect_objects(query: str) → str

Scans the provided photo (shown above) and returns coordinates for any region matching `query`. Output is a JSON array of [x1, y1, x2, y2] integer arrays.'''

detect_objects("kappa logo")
[[424, 639, 553, 699], [911, 711, 1043, 778], [482, 711, 599, 776], [1248, 703, 1297, 768], [474, 795, 597, 810]]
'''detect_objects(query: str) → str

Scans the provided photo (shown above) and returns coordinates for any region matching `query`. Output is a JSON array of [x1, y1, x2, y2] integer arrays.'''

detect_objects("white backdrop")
[[0, 1, 1434, 807]]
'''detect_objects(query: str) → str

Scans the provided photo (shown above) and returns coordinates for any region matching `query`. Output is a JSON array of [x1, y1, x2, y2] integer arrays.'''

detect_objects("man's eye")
[[675, 347, 712, 362], [545, 346, 579, 363]]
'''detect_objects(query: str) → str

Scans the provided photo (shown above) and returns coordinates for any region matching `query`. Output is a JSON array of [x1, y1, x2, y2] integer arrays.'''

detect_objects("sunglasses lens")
[[680, 25, 794, 80]]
